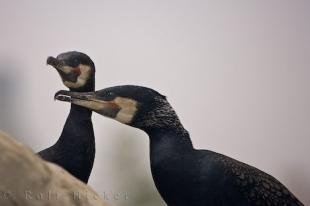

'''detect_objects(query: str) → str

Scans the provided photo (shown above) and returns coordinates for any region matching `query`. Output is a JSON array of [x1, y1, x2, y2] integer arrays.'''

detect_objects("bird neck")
[[57, 85, 95, 144], [147, 127, 194, 155], [69, 103, 93, 117], [65, 82, 94, 118], [57, 102, 94, 147]]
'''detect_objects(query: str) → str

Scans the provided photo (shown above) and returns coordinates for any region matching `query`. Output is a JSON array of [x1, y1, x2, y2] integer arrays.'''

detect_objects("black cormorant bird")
[[54, 85, 303, 205], [38, 51, 96, 183]]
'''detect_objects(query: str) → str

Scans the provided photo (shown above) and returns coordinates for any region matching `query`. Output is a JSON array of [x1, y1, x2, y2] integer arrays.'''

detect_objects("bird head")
[[54, 85, 184, 132], [47, 51, 95, 92]]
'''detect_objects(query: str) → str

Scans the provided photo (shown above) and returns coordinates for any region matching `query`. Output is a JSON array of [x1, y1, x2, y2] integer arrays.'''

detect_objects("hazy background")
[[0, 0, 309, 205]]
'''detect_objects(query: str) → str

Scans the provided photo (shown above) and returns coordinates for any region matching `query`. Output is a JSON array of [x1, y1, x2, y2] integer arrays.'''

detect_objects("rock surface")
[[0, 132, 107, 206]]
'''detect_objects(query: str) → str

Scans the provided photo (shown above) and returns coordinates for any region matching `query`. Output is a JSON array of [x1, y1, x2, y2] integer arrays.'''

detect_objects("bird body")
[[38, 51, 96, 183], [38, 104, 95, 183], [54, 85, 303, 205], [148, 129, 302, 205]]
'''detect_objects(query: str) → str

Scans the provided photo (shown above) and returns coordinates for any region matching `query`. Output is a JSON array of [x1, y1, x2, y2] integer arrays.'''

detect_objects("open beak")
[[54, 90, 121, 118]]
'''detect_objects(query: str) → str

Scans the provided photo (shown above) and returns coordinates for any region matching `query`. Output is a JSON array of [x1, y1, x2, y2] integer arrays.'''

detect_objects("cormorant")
[[54, 85, 303, 205], [38, 51, 96, 183]]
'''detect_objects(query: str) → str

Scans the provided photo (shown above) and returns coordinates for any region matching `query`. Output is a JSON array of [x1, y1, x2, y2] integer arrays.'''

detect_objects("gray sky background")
[[0, 0, 309, 205]]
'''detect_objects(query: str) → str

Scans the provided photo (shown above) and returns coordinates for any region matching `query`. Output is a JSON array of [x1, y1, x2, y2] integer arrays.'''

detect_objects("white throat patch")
[[114, 97, 138, 124], [63, 64, 92, 88]]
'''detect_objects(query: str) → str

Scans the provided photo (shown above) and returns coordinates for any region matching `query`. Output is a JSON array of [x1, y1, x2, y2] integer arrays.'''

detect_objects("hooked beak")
[[46, 56, 79, 83], [54, 90, 121, 118], [47, 56, 65, 70]]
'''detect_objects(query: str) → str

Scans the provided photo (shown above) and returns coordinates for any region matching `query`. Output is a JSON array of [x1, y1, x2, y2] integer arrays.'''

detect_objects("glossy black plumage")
[[38, 105, 95, 182], [54, 85, 304, 205], [148, 129, 303, 206], [38, 51, 96, 183]]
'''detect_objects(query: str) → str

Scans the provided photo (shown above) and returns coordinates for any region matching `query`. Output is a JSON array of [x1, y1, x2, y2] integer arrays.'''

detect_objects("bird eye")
[[104, 91, 115, 100], [106, 91, 113, 97], [72, 58, 79, 66]]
